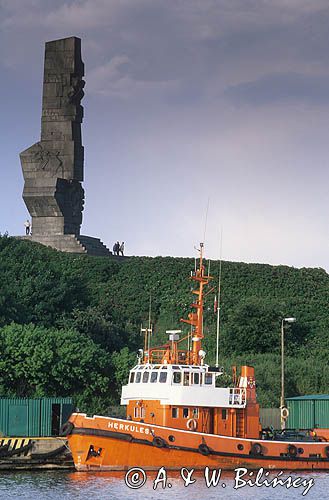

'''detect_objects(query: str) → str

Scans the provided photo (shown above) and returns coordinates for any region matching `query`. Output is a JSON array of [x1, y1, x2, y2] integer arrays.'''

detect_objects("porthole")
[[298, 447, 304, 455], [237, 444, 244, 451], [168, 435, 175, 442]]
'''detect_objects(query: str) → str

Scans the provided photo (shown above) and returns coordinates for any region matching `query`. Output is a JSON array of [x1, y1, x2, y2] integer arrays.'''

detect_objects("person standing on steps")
[[24, 219, 31, 236], [119, 242, 125, 256], [112, 241, 119, 255]]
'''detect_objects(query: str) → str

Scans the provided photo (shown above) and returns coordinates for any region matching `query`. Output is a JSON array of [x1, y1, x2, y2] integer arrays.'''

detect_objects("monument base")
[[20, 234, 112, 257]]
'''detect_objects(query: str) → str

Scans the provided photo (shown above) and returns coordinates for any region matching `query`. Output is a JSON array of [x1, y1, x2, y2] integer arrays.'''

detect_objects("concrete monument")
[[20, 37, 111, 256]]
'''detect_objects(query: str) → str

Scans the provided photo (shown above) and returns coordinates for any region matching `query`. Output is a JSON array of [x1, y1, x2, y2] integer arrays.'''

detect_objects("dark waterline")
[[0, 469, 327, 499]]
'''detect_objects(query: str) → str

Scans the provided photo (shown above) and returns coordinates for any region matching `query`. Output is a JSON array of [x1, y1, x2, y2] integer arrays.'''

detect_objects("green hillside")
[[1, 234, 328, 413]]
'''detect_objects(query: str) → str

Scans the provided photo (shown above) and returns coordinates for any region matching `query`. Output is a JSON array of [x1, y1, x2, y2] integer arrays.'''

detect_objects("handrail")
[[148, 348, 194, 365], [228, 388, 246, 406]]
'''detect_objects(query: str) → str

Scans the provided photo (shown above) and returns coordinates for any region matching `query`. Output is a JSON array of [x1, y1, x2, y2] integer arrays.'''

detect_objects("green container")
[[315, 399, 329, 428], [287, 395, 329, 429], [0, 398, 74, 437], [40, 397, 74, 437], [28, 398, 41, 436]]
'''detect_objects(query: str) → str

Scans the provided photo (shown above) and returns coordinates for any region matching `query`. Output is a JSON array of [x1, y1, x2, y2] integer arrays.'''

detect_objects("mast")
[[147, 243, 212, 366], [181, 242, 211, 365]]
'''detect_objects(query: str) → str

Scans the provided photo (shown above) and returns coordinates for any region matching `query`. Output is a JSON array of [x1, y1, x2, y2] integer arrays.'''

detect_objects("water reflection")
[[0, 469, 326, 499]]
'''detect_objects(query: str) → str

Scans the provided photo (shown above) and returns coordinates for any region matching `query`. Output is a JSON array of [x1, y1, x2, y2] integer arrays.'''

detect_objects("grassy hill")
[[0, 234, 328, 413]]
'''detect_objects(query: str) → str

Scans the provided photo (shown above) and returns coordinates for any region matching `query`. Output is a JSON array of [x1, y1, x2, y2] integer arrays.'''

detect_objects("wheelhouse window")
[[140, 407, 146, 419], [150, 371, 158, 383], [173, 372, 182, 384], [193, 373, 200, 385], [172, 407, 179, 418], [134, 407, 140, 418], [129, 372, 135, 383], [183, 408, 189, 418], [183, 372, 190, 386], [192, 408, 199, 418], [142, 371, 149, 383], [135, 372, 141, 383], [159, 372, 167, 383], [222, 409, 227, 420], [204, 373, 213, 385]]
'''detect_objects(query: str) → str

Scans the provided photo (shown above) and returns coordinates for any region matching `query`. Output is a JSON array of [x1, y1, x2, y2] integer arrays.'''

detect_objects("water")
[[0, 469, 327, 499]]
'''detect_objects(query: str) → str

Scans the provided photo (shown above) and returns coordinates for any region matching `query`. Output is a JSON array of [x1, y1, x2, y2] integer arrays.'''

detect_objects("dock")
[[0, 437, 73, 469]]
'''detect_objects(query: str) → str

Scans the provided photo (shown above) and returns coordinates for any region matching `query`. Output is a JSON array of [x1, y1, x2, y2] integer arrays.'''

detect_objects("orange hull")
[[67, 413, 329, 471]]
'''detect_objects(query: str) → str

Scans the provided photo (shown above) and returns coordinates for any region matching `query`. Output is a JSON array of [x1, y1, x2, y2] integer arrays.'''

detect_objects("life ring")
[[198, 443, 210, 456], [281, 407, 289, 419], [324, 445, 329, 458], [250, 443, 263, 456], [186, 418, 197, 431], [288, 444, 297, 457], [152, 436, 166, 448], [59, 421, 74, 436]]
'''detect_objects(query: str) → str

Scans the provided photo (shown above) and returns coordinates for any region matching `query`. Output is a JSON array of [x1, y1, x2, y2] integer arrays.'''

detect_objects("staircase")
[[20, 234, 112, 257], [77, 236, 112, 256]]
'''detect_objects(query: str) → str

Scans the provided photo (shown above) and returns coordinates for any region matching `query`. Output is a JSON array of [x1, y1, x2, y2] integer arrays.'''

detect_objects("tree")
[[111, 347, 137, 392], [0, 323, 114, 414], [222, 298, 282, 355]]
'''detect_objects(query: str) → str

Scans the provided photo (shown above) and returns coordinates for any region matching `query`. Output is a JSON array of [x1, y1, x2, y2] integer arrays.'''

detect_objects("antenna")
[[203, 197, 210, 245], [148, 292, 152, 354], [215, 227, 223, 368]]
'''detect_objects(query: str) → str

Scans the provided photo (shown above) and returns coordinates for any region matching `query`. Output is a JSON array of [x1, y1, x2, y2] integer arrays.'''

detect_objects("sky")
[[1, 0, 329, 269]]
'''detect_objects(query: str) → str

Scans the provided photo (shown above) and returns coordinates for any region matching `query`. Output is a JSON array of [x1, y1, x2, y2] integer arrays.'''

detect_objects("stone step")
[[18, 234, 112, 257], [77, 236, 111, 256]]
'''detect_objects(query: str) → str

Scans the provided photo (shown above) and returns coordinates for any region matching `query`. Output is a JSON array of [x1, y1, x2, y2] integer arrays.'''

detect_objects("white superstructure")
[[121, 364, 246, 408]]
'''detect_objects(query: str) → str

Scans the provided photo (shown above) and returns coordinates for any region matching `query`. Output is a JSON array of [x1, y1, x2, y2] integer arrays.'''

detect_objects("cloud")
[[0, 0, 150, 30], [2, 0, 329, 90], [88, 55, 179, 99], [42, 0, 130, 30], [223, 72, 329, 106]]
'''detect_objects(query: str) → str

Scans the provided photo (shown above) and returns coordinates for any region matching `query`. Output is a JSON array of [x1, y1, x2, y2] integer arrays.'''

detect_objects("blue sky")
[[1, 0, 329, 269]]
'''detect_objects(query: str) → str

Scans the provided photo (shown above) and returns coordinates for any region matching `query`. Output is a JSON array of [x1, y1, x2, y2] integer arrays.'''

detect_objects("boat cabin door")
[[200, 408, 213, 433]]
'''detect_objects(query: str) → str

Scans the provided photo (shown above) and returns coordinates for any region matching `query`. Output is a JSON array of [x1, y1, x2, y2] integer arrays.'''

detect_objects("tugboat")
[[66, 243, 329, 471]]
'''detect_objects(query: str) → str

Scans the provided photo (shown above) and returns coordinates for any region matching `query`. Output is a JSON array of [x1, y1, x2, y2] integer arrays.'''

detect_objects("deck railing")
[[228, 388, 246, 406], [148, 349, 194, 365]]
